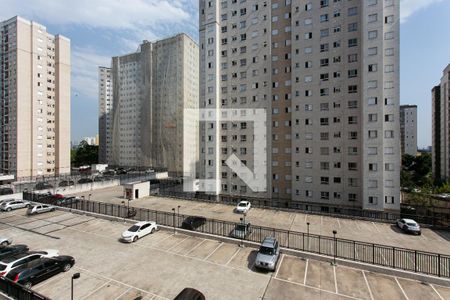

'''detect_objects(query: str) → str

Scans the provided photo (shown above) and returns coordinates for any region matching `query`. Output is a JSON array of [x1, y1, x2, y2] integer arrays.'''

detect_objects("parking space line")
[[203, 242, 223, 261], [185, 239, 206, 255], [362, 271, 374, 300], [225, 247, 241, 266], [34, 272, 66, 289], [153, 233, 176, 246], [274, 254, 284, 278], [430, 284, 445, 300], [303, 259, 308, 285], [75, 266, 168, 300], [113, 287, 132, 300], [80, 279, 111, 300], [273, 277, 361, 300], [336, 218, 341, 229], [371, 222, 380, 233], [166, 236, 190, 252], [333, 265, 338, 294], [394, 277, 410, 300]]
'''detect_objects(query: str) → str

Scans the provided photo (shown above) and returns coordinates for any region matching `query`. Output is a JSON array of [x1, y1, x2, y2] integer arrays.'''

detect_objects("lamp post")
[[306, 222, 310, 250], [239, 216, 244, 247], [177, 205, 181, 227], [71, 272, 80, 300], [88, 193, 92, 201], [172, 208, 176, 234], [332, 230, 337, 266]]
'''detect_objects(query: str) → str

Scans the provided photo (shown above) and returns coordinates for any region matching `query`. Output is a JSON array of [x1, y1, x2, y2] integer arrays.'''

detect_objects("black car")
[[56, 197, 79, 206], [93, 177, 103, 182], [35, 182, 53, 190], [58, 180, 75, 187], [6, 256, 75, 289], [77, 178, 93, 184], [181, 216, 206, 231], [0, 188, 13, 196], [174, 288, 206, 300], [0, 245, 29, 260]]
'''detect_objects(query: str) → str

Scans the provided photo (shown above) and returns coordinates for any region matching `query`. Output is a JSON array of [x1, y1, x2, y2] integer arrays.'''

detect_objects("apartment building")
[[432, 64, 450, 181], [199, 0, 400, 212], [0, 16, 71, 178], [399, 105, 417, 156], [98, 67, 112, 163], [99, 34, 199, 175]]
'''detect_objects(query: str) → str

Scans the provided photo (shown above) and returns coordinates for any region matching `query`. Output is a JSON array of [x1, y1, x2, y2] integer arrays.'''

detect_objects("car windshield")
[[128, 225, 140, 232], [259, 246, 274, 255], [238, 203, 247, 207]]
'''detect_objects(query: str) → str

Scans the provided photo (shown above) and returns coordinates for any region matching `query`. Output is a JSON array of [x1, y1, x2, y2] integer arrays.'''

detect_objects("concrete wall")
[[0, 193, 23, 201]]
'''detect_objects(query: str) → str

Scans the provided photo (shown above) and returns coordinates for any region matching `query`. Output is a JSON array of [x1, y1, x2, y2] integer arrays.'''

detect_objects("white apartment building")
[[199, 0, 400, 212], [0, 16, 71, 179], [399, 105, 417, 156], [99, 34, 199, 175]]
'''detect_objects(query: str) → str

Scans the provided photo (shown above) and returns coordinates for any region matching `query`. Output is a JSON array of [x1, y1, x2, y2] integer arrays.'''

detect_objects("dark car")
[[174, 288, 205, 300], [6, 256, 75, 289], [58, 180, 75, 187], [0, 245, 29, 260], [93, 177, 103, 182], [35, 182, 53, 190], [56, 197, 79, 206], [0, 188, 13, 196], [103, 170, 116, 176], [181, 216, 206, 231], [77, 178, 93, 184]]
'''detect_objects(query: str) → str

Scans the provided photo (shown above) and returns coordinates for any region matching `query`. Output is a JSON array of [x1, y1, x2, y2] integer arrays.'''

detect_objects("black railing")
[[0, 277, 49, 300], [25, 192, 450, 279]]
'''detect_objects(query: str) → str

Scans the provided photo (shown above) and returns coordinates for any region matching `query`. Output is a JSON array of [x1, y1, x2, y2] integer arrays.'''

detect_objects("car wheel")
[[6, 208, 11, 212], [63, 263, 72, 272], [151, 228, 155, 234], [23, 282, 32, 289], [51, 207, 56, 212], [133, 236, 138, 242], [26, 204, 31, 208], [0, 241, 8, 246], [418, 232, 422, 236]]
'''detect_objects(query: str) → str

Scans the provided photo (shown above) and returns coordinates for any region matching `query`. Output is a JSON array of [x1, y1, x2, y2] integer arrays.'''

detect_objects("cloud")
[[400, 0, 444, 23]]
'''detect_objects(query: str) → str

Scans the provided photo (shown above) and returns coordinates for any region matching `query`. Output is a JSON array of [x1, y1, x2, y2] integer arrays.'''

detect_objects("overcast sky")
[[1, 0, 449, 148]]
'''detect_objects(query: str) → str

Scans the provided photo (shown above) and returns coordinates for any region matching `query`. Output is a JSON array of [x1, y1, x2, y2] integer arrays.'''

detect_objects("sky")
[[1, 0, 449, 148]]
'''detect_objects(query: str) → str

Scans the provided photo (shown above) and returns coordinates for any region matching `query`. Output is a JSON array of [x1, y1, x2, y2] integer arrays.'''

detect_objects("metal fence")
[[0, 277, 49, 300], [25, 192, 450, 279], [155, 182, 450, 227]]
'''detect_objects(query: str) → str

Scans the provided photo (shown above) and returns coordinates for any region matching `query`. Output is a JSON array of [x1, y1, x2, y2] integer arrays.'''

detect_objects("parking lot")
[[0, 208, 448, 299], [70, 186, 450, 255]]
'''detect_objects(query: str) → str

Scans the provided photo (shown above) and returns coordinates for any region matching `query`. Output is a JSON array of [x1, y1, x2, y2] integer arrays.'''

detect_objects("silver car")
[[396, 218, 421, 235], [0, 236, 12, 246], [230, 222, 252, 239], [0, 200, 31, 212], [27, 204, 56, 215], [255, 237, 280, 271]]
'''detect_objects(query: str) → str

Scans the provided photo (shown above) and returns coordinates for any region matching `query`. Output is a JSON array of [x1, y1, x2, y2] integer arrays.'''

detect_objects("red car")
[[52, 194, 64, 199]]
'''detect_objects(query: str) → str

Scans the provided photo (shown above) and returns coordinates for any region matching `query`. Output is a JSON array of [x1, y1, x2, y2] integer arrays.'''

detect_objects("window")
[[385, 196, 394, 204], [368, 13, 378, 23], [348, 7, 357, 16], [348, 23, 357, 32], [368, 130, 378, 139], [368, 30, 378, 39], [320, 14, 329, 22], [368, 47, 378, 56], [369, 163, 378, 171]]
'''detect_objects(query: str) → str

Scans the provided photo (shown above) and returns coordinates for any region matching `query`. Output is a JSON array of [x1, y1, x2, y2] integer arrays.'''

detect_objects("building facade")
[[99, 34, 199, 175], [432, 64, 450, 181], [399, 105, 417, 156], [0, 16, 71, 179], [199, 0, 400, 211]]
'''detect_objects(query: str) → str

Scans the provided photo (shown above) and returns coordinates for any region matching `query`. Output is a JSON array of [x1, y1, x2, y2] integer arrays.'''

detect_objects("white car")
[[27, 204, 56, 215], [0, 249, 59, 277], [396, 218, 421, 235], [235, 201, 251, 213], [0, 237, 12, 246], [121, 221, 157, 243], [0, 200, 31, 212]]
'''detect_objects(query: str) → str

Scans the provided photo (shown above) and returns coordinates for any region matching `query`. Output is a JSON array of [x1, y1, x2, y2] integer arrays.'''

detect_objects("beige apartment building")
[[199, 0, 400, 212], [0, 16, 71, 179], [99, 34, 199, 175], [432, 63, 450, 181]]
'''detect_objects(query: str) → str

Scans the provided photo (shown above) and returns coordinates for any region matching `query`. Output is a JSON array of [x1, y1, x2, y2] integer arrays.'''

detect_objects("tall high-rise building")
[[0, 16, 71, 178], [399, 105, 417, 156], [98, 34, 199, 175], [432, 64, 450, 181], [199, 0, 400, 212]]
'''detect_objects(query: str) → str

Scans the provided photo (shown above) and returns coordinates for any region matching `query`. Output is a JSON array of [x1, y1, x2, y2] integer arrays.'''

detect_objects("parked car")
[[77, 178, 93, 184], [174, 288, 206, 300], [255, 237, 281, 271], [34, 182, 53, 190], [0, 200, 31, 212], [6, 255, 75, 289], [0, 245, 28, 260], [121, 221, 158, 243], [51, 194, 64, 200], [0, 250, 59, 277], [93, 176, 104, 182], [181, 216, 207, 231], [103, 170, 116, 176], [0, 198, 15, 205], [27, 204, 55, 215], [0, 237, 13, 246], [230, 222, 252, 239], [235, 201, 251, 213], [0, 188, 14, 196], [56, 197, 79, 206], [396, 219, 421, 235], [58, 180, 75, 187]]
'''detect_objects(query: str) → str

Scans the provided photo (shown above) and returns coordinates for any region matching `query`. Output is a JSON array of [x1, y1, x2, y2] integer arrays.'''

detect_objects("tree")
[[71, 141, 99, 167], [401, 152, 432, 189]]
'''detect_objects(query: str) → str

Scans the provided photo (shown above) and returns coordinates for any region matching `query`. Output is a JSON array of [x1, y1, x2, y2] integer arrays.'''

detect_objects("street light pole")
[[172, 208, 176, 234], [71, 273, 80, 300], [177, 205, 180, 227], [332, 230, 337, 266], [306, 222, 310, 251]]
